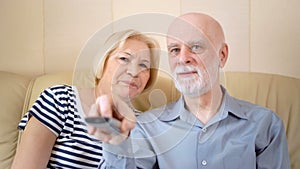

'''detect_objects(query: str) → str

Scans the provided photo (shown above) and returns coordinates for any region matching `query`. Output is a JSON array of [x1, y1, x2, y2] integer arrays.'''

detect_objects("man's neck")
[[183, 84, 223, 125]]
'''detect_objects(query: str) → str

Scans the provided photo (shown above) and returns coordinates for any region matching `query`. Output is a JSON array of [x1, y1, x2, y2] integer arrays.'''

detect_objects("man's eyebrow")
[[187, 40, 205, 46], [167, 40, 205, 48], [167, 43, 179, 49]]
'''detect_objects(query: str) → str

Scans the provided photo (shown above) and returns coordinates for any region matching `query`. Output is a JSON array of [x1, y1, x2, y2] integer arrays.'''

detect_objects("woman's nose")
[[126, 64, 140, 77]]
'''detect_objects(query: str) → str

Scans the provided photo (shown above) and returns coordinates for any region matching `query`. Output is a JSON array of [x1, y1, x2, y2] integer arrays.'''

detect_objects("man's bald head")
[[168, 12, 226, 51]]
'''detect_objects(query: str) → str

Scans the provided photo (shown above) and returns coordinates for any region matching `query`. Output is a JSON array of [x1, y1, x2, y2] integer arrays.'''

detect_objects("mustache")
[[173, 65, 200, 74]]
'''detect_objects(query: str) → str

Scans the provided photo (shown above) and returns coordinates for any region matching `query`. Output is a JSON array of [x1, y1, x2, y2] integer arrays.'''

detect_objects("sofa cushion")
[[0, 71, 30, 169]]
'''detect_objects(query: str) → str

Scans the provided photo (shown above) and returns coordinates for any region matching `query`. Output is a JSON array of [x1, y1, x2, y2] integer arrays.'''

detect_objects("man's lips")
[[177, 71, 198, 77]]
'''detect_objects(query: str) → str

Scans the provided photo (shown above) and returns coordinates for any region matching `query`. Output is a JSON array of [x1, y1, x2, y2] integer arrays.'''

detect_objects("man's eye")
[[191, 45, 200, 51], [169, 48, 180, 55], [190, 44, 205, 54]]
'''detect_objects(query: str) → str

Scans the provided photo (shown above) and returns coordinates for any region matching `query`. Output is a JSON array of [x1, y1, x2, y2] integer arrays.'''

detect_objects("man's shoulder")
[[229, 96, 281, 123], [233, 97, 272, 112]]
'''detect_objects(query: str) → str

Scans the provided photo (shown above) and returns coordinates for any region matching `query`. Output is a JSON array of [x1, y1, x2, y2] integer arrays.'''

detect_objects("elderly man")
[[92, 12, 290, 169]]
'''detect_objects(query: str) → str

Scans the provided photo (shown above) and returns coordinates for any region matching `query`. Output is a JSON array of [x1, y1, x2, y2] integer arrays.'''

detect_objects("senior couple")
[[12, 12, 290, 169]]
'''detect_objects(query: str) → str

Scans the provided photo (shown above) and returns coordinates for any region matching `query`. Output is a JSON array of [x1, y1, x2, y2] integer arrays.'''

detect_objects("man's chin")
[[181, 91, 202, 97], [176, 85, 208, 97]]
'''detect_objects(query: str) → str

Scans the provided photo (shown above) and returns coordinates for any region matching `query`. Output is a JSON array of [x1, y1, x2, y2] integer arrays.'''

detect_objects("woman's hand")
[[87, 95, 136, 145]]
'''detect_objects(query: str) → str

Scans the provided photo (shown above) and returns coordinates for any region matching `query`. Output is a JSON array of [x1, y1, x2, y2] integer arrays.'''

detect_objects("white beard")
[[173, 65, 218, 97]]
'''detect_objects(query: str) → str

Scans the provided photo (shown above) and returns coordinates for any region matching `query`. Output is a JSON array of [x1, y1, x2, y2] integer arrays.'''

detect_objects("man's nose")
[[178, 46, 193, 64]]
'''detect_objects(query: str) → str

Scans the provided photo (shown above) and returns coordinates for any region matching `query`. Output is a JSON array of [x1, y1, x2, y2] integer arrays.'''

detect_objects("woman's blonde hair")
[[93, 29, 160, 92]]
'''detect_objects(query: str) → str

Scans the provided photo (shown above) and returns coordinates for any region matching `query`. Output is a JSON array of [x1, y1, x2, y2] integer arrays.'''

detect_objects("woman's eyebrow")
[[122, 51, 133, 57], [141, 59, 150, 63]]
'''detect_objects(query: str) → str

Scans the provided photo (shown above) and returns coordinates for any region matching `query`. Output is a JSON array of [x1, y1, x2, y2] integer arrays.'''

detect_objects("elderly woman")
[[12, 29, 160, 169]]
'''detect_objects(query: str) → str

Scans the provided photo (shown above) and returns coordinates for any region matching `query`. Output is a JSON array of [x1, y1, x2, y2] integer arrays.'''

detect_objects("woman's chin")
[[113, 87, 139, 100], [112, 91, 132, 102]]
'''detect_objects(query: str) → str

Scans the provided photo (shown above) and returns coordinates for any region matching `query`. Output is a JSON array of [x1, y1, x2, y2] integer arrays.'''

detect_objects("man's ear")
[[219, 43, 228, 68]]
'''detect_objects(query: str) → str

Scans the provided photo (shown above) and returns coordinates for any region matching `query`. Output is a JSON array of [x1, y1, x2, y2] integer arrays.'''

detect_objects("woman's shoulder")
[[47, 84, 73, 91], [36, 85, 78, 106], [43, 84, 75, 96]]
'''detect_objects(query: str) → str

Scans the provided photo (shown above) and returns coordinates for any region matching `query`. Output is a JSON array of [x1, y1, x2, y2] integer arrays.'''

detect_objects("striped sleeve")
[[19, 85, 71, 136]]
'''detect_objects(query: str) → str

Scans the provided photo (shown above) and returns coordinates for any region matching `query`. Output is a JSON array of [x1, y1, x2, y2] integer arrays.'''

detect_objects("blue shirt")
[[102, 86, 290, 169]]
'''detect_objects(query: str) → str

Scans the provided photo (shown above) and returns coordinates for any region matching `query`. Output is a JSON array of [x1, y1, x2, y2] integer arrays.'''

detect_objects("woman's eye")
[[119, 56, 129, 62], [139, 63, 149, 69], [118, 52, 130, 62]]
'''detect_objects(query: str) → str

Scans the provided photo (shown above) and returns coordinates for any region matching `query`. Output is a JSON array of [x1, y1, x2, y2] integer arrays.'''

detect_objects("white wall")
[[0, 0, 299, 78]]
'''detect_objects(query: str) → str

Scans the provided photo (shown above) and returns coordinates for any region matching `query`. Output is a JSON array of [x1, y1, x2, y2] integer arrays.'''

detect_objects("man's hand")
[[87, 95, 136, 145]]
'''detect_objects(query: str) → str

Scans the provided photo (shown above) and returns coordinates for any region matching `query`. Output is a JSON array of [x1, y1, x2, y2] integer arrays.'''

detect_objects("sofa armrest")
[[0, 71, 31, 169]]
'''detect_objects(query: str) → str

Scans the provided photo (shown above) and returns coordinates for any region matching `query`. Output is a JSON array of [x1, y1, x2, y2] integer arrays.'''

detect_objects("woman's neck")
[[77, 88, 96, 115]]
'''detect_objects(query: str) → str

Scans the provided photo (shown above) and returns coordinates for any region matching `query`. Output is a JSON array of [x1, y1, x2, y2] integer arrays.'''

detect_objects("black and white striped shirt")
[[19, 85, 105, 168]]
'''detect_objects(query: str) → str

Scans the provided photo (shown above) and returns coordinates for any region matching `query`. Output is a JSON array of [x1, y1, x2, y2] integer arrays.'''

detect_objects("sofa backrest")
[[21, 71, 300, 169], [224, 72, 300, 169], [22, 71, 73, 116], [22, 71, 181, 114]]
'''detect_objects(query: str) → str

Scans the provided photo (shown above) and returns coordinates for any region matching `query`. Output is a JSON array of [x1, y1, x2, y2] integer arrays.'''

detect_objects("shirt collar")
[[157, 85, 248, 122], [157, 96, 186, 121], [222, 86, 248, 120]]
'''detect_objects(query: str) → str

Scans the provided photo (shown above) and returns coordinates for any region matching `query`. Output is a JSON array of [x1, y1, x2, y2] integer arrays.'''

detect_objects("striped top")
[[19, 85, 106, 169]]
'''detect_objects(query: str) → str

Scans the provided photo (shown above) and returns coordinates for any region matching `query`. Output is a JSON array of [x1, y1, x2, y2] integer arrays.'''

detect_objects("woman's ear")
[[219, 43, 228, 68]]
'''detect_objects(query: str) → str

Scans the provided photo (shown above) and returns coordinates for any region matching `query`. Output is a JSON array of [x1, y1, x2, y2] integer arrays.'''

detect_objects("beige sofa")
[[0, 70, 299, 169]]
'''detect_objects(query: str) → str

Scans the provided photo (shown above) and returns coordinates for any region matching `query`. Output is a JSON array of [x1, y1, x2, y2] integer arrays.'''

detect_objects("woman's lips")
[[119, 80, 138, 88]]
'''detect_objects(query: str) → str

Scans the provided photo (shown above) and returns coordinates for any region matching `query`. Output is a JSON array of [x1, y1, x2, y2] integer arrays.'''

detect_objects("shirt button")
[[201, 160, 207, 166], [117, 155, 123, 159], [202, 128, 207, 132]]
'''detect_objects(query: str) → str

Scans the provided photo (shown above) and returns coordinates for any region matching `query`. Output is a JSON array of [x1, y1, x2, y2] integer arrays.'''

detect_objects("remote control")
[[85, 117, 121, 133]]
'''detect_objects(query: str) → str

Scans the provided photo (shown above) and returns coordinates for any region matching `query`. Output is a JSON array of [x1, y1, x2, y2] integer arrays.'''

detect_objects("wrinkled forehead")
[[124, 40, 150, 51], [113, 39, 151, 57], [167, 18, 210, 45]]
